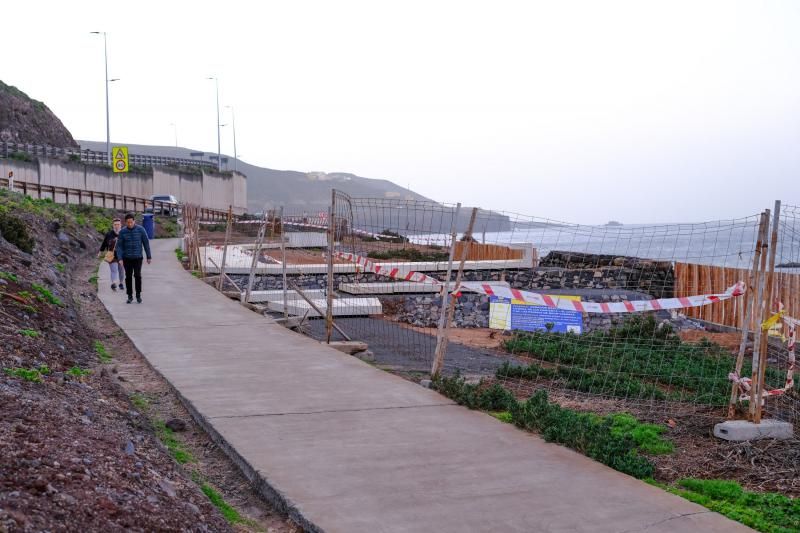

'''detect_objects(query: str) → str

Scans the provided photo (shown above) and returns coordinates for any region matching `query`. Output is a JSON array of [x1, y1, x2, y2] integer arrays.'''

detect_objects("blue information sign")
[[490, 297, 583, 334]]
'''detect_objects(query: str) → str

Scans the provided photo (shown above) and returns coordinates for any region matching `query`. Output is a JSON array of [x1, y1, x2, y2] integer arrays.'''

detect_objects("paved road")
[[99, 239, 752, 533]]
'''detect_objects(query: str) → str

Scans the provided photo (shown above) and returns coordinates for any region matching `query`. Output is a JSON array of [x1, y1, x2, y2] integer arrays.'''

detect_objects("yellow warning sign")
[[112, 146, 129, 173]]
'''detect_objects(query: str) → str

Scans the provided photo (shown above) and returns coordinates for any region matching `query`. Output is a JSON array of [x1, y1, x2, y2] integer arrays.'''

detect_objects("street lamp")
[[225, 106, 238, 173], [206, 77, 221, 171], [169, 123, 178, 147], [90, 32, 114, 165]]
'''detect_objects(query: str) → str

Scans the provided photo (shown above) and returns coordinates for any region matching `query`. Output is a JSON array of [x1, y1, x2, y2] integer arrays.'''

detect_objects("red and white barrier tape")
[[459, 281, 746, 314], [334, 251, 443, 285]]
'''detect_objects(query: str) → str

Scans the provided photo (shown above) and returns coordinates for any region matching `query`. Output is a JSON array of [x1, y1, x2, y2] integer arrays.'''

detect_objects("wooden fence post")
[[325, 190, 336, 343], [432, 206, 477, 376], [749, 208, 772, 418], [217, 205, 233, 291]]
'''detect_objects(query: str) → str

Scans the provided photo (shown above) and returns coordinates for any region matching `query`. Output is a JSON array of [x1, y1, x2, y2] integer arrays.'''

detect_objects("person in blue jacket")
[[116, 213, 152, 304]]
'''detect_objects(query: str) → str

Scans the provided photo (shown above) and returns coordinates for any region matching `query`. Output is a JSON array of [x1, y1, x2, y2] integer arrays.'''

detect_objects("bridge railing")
[[1, 142, 217, 170]]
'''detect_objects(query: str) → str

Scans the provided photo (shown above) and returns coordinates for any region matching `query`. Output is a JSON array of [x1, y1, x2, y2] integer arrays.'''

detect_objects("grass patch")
[[649, 478, 800, 532], [174, 247, 186, 261], [367, 247, 449, 262], [154, 420, 194, 464], [432, 374, 665, 479], [499, 315, 798, 405], [200, 483, 249, 525], [130, 393, 149, 410], [66, 366, 92, 377], [31, 283, 62, 306], [4, 365, 51, 383], [0, 271, 18, 282], [55, 263, 66, 273], [17, 328, 40, 338], [94, 340, 112, 363]]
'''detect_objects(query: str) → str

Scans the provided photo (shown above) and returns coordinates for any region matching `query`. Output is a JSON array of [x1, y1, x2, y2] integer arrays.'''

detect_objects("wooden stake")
[[727, 211, 768, 418], [749, 209, 772, 418], [244, 210, 269, 303], [289, 281, 351, 341], [432, 207, 478, 376], [754, 201, 781, 423], [325, 191, 336, 343], [432, 203, 462, 375], [217, 205, 233, 291]]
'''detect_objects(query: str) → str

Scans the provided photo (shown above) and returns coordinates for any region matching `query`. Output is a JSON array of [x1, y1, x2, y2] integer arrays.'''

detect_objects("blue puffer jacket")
[[116, 225, 152, 260]]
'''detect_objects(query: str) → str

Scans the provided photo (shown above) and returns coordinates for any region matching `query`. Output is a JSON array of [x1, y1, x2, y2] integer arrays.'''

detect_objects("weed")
[[3, 365, 51, 383], [432, 374, 660, 479], [0, 212, 34, 253], [94, 340, 112, 363], [23, 304, 38, 314], [200, 483, 249, 525], [608, 413, 674, 455], [130, 393, 149, 410], [18, 329, 40, 338], [154, 420, 194, 464], [66, 366, 92, 377], [31, 283, 62, 306], [55, 263, 66, 273], [174, 247, 186, 261], [0, 271, 18, 282], [649, 478, 800, 532], [89, 275, 98, 286], [489, 411, 513, 423], [17, 291, 33, 300]]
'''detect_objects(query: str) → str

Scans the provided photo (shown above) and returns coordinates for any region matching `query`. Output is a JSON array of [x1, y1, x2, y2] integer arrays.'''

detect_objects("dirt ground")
[[0, 197, 297, 532]]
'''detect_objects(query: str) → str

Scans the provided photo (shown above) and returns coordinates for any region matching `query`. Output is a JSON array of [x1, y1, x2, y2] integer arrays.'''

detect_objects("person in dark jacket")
[[100, 218, 125, 291], [116, 213, 152, 304]]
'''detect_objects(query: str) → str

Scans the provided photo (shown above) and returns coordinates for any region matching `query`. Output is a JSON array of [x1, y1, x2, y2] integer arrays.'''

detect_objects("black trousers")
[[123, 258, 143, 297]]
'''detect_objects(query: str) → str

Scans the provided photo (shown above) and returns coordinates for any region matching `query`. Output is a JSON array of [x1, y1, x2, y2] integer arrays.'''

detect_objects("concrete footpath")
[[99, 239, 752, 533]]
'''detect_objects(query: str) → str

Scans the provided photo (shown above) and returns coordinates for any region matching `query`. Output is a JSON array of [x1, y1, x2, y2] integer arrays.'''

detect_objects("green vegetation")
[[0, 212, 34, 253], [649, 478, 800, 533], [0, 271, 18, 282], [155, 420, 194, 464], [200, 483, 249, 525], [499, 315, 796, 405], [55, 263, 66, 273], [174, 247, 186, 261], [130, 393, 149, 410], [66, 366, 92, 377], [17, 291, 33, 300], [94, 340, 112, 363], [4, 365, 51, 383], [31, 283, 62, 306], [367, 248, 449, 262], [89, 274, 98, 286], [157, 216, 179, 238], [431, 374, 673, 479], [17, 328, 40, 338], [68, 204, 114, 233]]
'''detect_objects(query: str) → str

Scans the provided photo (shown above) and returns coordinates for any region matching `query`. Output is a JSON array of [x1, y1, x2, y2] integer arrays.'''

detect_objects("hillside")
[[0, 80, 78, 148]]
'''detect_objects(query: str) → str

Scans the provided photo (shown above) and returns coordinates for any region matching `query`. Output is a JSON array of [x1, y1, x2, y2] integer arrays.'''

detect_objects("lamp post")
[[225, 106, 238, 173], [206, 77, 221, 171], [169, 123, 178, 147], [90, 32, 112, 165]]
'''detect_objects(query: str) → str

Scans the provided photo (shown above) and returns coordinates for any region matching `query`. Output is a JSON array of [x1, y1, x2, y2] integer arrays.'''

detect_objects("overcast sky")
[[3, 1, 799, 223]]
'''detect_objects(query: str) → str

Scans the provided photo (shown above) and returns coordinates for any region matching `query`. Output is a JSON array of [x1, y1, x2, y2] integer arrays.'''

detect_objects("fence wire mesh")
[[216, 193, 798, 427]]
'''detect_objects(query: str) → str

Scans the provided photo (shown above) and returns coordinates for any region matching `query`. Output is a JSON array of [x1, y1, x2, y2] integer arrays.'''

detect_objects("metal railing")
[[0, 176, 230, 221]]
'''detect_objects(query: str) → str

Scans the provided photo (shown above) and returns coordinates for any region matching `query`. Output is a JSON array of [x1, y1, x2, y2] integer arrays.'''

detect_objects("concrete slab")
[[98, 239, 754, 533], [245, 288, 326, 303], [265, 297, 382, 317], [713, 419, 794, 441]]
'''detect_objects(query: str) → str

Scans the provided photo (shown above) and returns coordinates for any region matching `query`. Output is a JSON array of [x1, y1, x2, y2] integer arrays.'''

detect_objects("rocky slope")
[[0, 80, 78, 148]]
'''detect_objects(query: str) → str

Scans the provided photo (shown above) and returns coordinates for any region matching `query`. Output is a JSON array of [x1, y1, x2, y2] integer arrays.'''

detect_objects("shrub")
[[0, 212, 34, 253], [431, 374, 661, 479]]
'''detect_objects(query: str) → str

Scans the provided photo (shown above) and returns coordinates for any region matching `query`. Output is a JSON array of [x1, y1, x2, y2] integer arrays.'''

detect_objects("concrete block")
[[266, 297, 382, 317], [420, 379, 432, 388], [246, 289, 326, 303], [713, 419, 794, 441], [327, 341, 369, 355], [353, 350, 375, 362]]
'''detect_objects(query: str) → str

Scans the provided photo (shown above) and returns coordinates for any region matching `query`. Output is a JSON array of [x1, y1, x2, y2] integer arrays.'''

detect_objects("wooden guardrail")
[[454, 242, 524, 261], [0, 177, 230, 221]]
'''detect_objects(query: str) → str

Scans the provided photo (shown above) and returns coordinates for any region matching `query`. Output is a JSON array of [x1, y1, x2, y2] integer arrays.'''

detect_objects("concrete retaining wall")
[[0, 157, 246, 212]]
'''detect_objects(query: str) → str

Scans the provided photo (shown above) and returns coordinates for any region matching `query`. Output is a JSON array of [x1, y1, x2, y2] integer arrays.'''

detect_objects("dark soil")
[[0, 194, 295, 531]]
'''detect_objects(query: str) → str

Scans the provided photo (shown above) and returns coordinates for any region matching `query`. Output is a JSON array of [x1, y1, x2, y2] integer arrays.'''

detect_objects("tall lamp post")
[[169, 123, 178, 147], [225, 106, 238, 173], [206, 77, 221, 171], [90, 32, 113, 165]]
